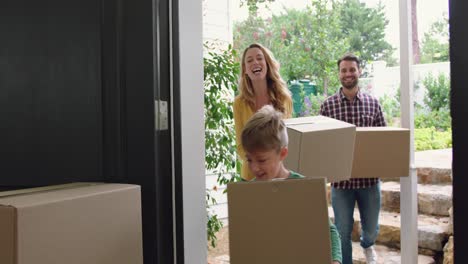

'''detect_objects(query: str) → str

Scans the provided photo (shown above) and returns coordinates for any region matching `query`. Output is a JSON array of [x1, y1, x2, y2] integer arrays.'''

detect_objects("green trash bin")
[[288, 80, 302, 115], [289, 79, 317, 116], [299, 79, 317, 96]]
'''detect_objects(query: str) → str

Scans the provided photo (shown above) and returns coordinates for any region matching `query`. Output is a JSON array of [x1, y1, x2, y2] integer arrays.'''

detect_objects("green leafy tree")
[[413, 73, 451, 134], [239, 0, 275, 14], [300, 0, 350, 95], [234, 0, 350, 95], [420, 14, 449, 63], [267, 8, 315, 82], [204, 43, 241, 247], [234, 0, 395, 95], [233, 10, 312, 80], [422, 73, 450, 112], [233, 15, 269, 50], [336, 0, 395, 68]]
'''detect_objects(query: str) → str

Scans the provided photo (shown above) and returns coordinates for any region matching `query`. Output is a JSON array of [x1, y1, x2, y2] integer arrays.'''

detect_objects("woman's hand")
[[332, 261, 341, 264]]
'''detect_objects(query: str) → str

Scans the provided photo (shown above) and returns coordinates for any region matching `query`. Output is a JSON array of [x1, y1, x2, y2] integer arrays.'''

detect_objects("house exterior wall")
[[365, 61, 450, 106], [203, 0, 233, 223], [203, 0, 232, 46]]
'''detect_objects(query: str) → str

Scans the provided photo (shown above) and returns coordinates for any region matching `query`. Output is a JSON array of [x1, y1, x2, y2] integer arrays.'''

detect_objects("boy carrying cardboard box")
[[230, 105, 342, 264]]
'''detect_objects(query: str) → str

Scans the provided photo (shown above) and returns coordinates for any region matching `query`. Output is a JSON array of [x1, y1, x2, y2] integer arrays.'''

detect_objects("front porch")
[[208, 148, 453, 264]]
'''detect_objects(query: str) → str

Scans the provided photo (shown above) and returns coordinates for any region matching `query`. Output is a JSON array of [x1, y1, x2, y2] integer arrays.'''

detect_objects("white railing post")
[[399, 0, 418, 263]]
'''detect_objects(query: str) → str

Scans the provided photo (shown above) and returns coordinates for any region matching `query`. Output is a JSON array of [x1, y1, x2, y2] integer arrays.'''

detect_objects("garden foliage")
[[204, 43, 241, 247], [233, 0, 395, 95], [420, 14, 449, 64], [204, 0, 451, 247]]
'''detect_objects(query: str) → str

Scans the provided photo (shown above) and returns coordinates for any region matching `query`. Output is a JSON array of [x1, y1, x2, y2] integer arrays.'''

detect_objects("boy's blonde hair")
[[241, 105, 288, 153]]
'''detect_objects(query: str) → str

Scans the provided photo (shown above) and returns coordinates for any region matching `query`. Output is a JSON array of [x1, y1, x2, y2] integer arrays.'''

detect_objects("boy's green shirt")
[[287, 171, 342, 263], [253, 171, 343, 263], [288, 171, 304, 179]]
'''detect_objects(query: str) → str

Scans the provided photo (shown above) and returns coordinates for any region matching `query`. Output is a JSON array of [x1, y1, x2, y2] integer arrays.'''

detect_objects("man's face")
[[245, 147, 287, 181], [339, 60, 361, 90]]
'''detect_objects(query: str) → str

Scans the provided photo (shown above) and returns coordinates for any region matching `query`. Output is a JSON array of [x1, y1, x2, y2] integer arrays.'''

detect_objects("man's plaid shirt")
[[320, 88, 387, 189]]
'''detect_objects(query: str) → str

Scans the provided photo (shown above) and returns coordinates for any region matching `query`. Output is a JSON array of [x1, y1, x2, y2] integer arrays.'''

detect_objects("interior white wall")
[[178, 0, 206, 263]]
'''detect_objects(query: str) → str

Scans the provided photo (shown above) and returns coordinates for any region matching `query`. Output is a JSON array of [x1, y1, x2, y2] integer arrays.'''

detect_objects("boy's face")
[[245, 147, 288, 181]]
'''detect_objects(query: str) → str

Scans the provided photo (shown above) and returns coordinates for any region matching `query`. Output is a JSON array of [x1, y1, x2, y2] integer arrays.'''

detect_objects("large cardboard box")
[[351, 127, 410, 178], [284, 115, 356, 182], [0, 183, 143, 264], [227, 178, 331, 264]]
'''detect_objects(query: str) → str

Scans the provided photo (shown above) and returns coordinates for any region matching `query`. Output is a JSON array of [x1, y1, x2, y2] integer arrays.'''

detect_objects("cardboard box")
[[0, 183, 143, 264], [284, 115, 356, 182], [227, 178, 331, 264], [351, 127, 410, 178]]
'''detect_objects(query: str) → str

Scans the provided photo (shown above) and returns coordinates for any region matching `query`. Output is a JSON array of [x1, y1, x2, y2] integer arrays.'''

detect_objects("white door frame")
[[176, 0, 419, 263], [177, 0, 207, 263], [399, 0, 418, 263]]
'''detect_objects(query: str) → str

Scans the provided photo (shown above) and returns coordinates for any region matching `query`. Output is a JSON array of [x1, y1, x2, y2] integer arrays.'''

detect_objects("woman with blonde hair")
[[234, 43, 293, 181]]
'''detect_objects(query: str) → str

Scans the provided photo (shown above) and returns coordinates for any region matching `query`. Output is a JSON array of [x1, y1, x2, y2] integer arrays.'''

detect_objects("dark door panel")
[[0, 0, 179, 263], [0, 0, 102, 185]]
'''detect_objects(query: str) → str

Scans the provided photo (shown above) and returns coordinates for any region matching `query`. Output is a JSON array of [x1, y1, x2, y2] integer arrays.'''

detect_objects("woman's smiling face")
[[244, 47, 268, 82]]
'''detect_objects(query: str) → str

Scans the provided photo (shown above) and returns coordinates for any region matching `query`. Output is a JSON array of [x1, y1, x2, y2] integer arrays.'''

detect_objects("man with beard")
[[320, 53, 386, 264]]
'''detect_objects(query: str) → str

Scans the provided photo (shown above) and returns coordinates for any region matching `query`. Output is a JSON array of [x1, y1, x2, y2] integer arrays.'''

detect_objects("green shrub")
[[414, 73, 451, 150], [422, 73, 450, 112], [415, 127, 452, 151], [204, 43, 241, 247], [414, 108, 451, 131], [307, 94, 326, 116], [379, 93, 400, 126], [206, 191, 223, 248], [297, 93, 326, 117]]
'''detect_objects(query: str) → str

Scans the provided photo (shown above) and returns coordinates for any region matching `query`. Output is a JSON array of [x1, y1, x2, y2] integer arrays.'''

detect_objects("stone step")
[[351, 242, 435, 264], [415, 149, 452, 169], [326, 181, 452, 217], [208, 254, 229, 264], [381, 148, 453, 185], [207, 242, 436, 264], [380, 167, 452, 185], [381, 181, 452, 216], [416, 167, 452, 185], [415, 148, 452, 185], [328, 207, 452, 252]]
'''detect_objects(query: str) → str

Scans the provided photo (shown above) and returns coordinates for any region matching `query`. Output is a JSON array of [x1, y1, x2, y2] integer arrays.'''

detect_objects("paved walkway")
[[415, 148, 452, 169]]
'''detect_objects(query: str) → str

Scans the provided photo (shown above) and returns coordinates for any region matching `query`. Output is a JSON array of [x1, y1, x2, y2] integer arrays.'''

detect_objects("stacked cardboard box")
[[227, 116, 410, 263], [0, 182, 143, 264], [351, 127, 410, 178], [228, 178, 331, 264], [284, 115, 410, 181], [284, 115, 356, 182]]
